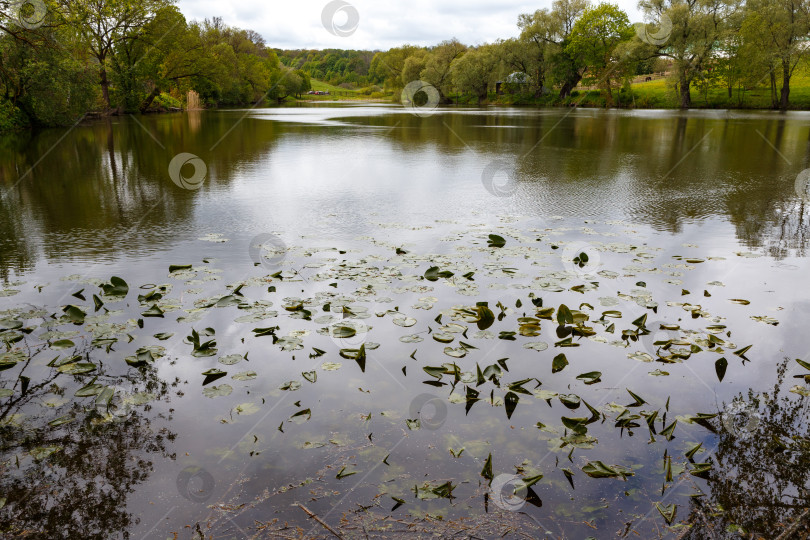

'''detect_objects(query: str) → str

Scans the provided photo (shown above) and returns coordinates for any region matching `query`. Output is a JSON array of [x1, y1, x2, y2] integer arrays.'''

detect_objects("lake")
[[1, 103, 810, 539]]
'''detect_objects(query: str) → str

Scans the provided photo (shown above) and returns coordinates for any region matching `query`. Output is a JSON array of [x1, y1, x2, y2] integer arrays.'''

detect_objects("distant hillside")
[[275, 49, 378, 90]]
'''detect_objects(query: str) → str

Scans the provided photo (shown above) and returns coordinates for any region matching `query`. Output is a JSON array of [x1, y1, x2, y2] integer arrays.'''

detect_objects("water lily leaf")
[[715, 357, 728, 382], [101, 276, 129, 298], [234, 402, 260, 415], [62, 305, 86, 324], [562, 416, 588, 435], [203, 384, 233, 398], [481, 453, 493, 481], [218, 354, 243, 366], [153, 332, 174, 341], [582, 461, 634, 479], [202, 369, 227, 385], [75, 381, 104, 397], [302, 371, 317, 383], [169, 264, 192, 273], [433, 332, 454, 343], [392, 315, 417, 327], [523, 341, 549, 352], [475, 304, 495, 330], [231, 370, 257, 381], [332, 326, 357, 338], [216, 295, 241, 308], [50, 339, 75, 350], [559, 394, 581, 409], [290, 408, 311, 423], [444, 347, 467, 358], [576, 371, 602, 385], [279, 381, 302, 391], [552, 353, 568, 373], [656, 503, 677, 524], [321, 362, 342, 371], [488, 234, 506, 248], [733, 345, 752, 358], [504, 391, 519, 419], [57, 362, 96, 374], [141, 304, 164, 317], [425, 266, 454, 282]]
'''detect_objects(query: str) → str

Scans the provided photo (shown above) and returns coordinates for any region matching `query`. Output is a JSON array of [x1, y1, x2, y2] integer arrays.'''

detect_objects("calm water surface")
[[1, 104, 810, 539]]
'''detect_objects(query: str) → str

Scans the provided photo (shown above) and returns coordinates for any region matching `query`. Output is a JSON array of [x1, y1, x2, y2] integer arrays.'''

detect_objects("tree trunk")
[[679, 73, 691, 109], [139, 86, 161, 113], [779, 58, 791, 111], [99, 64, 111, 110], [559, 71, 582, 100], [770, 68, 777, 108]]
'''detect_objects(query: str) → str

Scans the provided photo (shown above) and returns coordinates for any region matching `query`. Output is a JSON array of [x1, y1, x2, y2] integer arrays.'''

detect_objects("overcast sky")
[[174, 0, 646, 51]]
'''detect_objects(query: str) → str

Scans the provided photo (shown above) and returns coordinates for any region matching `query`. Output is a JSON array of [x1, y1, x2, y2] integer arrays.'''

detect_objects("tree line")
[[368, 0, 810, 110], [0, 0, 808, 130], [0, 1, 312, 129]]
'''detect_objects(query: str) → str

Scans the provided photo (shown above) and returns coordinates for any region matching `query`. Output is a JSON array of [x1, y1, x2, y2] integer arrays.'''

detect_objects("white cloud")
[[175, 0, 646, 50]]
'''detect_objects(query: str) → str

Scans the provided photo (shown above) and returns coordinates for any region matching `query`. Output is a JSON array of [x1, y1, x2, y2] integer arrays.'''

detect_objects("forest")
[[0, 0, 808, 130]]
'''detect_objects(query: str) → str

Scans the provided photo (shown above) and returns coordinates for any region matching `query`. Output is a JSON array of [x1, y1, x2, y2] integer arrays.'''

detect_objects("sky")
[[174, 0, 646, 51]]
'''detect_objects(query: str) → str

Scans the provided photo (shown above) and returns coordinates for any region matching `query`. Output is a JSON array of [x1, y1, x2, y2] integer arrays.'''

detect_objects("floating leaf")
[[582, 461, 634, 479], [234, 402, 260, 415], [715, 357, 728, 382], [50, 339, 75, 350], [101, 276, 129, 298], [487, 234, 506, 248], [203, 385, 233, 398], [576, 371, 602, 385], [656, 503, 677, 524], [552, 353, 568, 373]]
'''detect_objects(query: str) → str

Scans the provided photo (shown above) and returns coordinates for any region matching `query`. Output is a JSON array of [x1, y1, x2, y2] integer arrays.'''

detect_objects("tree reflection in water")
[[682, 359, 810, 538], [0, 343, 174, 539]]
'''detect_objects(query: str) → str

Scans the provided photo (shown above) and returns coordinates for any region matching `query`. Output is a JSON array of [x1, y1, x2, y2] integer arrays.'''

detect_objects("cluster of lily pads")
[[0, 217, 789, 533]]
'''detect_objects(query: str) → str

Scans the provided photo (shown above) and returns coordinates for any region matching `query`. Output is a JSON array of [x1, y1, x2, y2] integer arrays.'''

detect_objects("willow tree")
[[741, 0, 810, 109], [640, 0, 738, 108]]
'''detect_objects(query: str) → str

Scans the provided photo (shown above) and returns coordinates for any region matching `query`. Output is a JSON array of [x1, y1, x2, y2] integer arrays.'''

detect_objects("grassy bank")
[[303, 69, 810, 110]]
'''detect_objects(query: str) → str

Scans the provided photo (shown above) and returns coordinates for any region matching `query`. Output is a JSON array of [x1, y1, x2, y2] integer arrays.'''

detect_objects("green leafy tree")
[[740, 0, 810, 109], [452, 45, 498, 104], [639, 0, 738, 108], [420, 39, 467, 101], [69, 0, 171, 109], [567, 3, 634, 101]]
